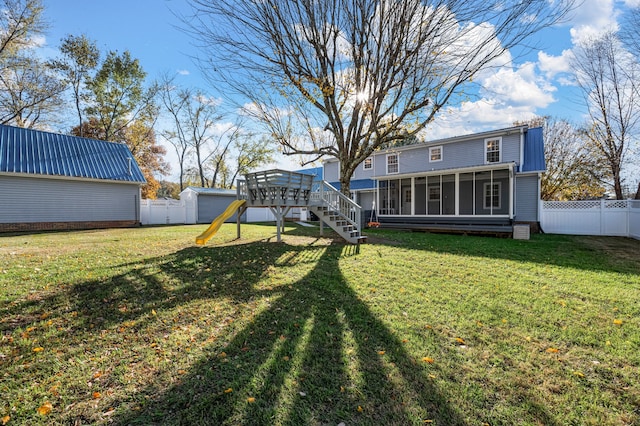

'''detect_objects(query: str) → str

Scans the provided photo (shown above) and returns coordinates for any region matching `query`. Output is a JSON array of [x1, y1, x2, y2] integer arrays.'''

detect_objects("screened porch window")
[[483, 182, 501, 210], [378, 168, 510, 217]]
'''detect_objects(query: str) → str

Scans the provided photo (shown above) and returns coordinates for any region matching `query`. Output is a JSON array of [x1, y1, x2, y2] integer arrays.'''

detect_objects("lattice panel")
[[604, 200, 629, 209], [543, 201, 601, 210]]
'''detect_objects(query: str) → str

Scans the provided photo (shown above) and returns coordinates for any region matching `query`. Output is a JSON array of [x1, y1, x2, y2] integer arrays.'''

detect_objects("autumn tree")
[[50, 34, 100, 136], [72, 117, 169, 198], [571, 32, 640, 199], [187, 0, 574, 194]]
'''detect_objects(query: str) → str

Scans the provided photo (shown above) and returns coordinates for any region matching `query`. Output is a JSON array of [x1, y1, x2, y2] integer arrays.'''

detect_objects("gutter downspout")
[[519, 127, 525, 172]]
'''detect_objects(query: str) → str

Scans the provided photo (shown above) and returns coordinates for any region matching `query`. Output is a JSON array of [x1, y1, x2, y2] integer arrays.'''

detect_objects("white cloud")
[[568, 0, 619, 44], [177, 69, 190, 75], [480, 62, 556, 108], [537, 49, 573, 79]]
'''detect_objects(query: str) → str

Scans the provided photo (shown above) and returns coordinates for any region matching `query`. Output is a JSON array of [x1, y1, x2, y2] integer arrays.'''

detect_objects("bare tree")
[[0, 0, 46, 60], [539, 117, 606, 200], [571, 32, 640, 199], [159, 79, 227, 188], [0, 54, 65, 127], [186, 0, 574, 194]]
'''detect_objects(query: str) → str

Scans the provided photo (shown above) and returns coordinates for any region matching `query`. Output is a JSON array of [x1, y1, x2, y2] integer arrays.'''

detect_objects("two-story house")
[[321, 125, 545, 233]]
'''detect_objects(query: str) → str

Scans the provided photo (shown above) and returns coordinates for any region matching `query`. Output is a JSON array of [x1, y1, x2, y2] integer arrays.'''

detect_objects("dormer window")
[[485, 137, 502, 164]]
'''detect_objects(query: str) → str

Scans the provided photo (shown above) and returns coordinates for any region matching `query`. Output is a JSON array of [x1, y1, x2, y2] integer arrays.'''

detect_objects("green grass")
[[1, 224, 639, 425]]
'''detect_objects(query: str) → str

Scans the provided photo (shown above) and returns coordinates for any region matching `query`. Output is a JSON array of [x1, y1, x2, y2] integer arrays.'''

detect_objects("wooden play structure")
[[196, 169, 366, 245]]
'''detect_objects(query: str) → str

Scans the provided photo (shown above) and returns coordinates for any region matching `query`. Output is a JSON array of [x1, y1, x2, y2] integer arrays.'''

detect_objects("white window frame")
[[485, 137, 502, 164], [483, 181, 501, 210], [429, 146, 443, 162], [386, 153, 399, 174], [363, 157, 373, 170]]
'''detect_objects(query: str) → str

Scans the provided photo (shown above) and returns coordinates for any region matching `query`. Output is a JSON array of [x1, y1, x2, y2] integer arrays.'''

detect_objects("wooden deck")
[[379, 222, 513, 237]]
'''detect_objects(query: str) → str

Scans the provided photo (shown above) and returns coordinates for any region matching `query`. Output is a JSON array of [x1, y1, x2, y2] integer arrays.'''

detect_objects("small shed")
[[0, 124, 146, 232], [180, 187, 247, 224]]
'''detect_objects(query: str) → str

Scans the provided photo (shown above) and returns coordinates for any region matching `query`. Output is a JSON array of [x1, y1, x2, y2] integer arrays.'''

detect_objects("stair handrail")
[[311, 180, 362, 232]]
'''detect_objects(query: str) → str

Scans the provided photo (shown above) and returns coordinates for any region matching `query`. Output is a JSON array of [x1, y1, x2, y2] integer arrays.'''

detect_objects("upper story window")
[[363, 157, 373, 170], [386, 153, 399, 174], [485, 137, 502, 164], [429, 146, 442, 162]]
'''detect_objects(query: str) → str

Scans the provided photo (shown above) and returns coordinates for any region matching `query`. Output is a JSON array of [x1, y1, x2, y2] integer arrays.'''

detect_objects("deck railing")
[[310, 180, 362, 232]]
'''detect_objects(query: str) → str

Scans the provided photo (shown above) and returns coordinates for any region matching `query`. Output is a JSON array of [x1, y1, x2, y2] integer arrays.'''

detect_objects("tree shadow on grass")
[[0, 230, 562, 425], [367, 230, 640, 276], [111, 241, 465, 425]]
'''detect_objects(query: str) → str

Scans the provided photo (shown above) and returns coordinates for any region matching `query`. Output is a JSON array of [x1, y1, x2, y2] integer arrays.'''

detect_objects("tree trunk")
[[635, 181, 640, 199]]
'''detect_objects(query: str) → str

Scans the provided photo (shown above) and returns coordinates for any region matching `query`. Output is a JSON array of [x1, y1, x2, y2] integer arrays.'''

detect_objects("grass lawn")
[[1, 223, 639, 425]]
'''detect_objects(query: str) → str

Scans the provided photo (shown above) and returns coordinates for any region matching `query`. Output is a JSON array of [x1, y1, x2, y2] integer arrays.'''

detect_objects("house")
[[321, 125, 545, 233], [0, 124, 146, 232]]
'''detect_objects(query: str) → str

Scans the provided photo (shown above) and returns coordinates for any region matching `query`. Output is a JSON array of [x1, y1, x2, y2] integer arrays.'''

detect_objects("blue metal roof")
[[0, 124, 146, 183], [295, 166, 323, 180], [329, 178, 376, 191], [521, 127, 546, 172]]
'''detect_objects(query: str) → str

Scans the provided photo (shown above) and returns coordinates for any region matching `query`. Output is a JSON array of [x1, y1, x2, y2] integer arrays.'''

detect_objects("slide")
[[195, 199, 246, 245]]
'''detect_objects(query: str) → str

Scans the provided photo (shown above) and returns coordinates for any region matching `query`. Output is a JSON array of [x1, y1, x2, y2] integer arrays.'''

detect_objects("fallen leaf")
[[224, 388, 233, 394], [92, 392, 101, 399], [613, 319, 623, 325], [378, 350, 385, 355], [151, 309, 157, 316], [299, 392, 306, 397], [422, 357, 434, 364], [37, 402, 53, 416], [357, 406, 363, 412], [247, 397, 256, 403], [282, 356, 290, 361], [546, 347, 559, 353], [573, 371, 585, 378], [33, 347, 44, 353], [2, 415, 10, 425], [455, 337, 465, 344]]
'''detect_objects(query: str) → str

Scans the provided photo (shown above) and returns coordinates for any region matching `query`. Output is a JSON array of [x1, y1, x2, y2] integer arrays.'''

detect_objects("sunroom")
[[375, 163, 515, 221]]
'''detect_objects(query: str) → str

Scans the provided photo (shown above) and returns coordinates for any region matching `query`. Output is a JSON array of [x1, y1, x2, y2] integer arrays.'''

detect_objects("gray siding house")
[[322, 125, 545, 232], [0, 124, 146, 232]]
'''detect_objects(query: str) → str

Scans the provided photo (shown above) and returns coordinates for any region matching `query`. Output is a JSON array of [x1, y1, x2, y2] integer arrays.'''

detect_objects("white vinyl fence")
[[140, 199, 306, 225], [540, 199, 640, 239], [140, 199, 186, 225]]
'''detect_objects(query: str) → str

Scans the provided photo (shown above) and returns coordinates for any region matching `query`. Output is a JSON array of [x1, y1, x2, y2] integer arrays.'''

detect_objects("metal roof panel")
[[0, 124, 146, 183]]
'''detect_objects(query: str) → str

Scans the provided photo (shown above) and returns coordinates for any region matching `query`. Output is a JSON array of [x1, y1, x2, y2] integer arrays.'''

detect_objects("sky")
[[38, 0, 640, 178]]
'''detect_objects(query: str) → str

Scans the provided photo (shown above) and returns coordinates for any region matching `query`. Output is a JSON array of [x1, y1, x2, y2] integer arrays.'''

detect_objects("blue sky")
[[39, 0, 640, 174]]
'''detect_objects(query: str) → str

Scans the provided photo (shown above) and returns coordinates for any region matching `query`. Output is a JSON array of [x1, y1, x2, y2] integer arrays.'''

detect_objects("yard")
[[0, 224, 639, 425]]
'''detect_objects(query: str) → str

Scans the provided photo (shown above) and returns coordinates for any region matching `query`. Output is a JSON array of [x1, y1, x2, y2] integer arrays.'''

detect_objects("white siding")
[[0, 175, 139, 223]]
